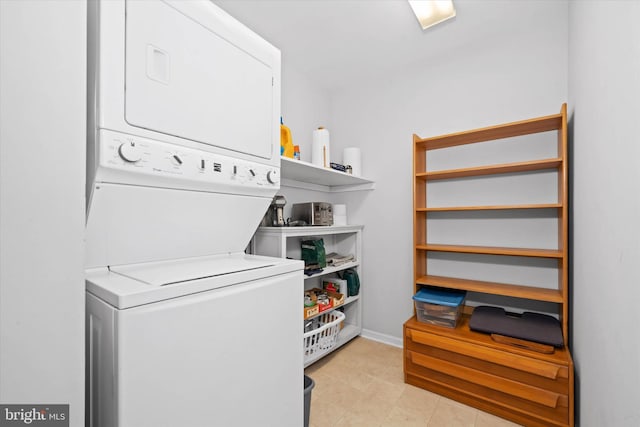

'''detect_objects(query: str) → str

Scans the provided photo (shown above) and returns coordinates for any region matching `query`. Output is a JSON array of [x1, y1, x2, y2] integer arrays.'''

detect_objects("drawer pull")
[[407, 329, 567, 379], [410, 351, 564, 409], [491, 334, 555, 354]]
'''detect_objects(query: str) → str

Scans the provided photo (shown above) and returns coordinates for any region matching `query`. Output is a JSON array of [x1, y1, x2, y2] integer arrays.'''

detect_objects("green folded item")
[[301, 239, 326, 268]]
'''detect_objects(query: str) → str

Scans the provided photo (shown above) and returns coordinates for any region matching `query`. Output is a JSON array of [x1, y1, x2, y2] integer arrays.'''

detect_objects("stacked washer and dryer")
[[85, 1, 303, 426]]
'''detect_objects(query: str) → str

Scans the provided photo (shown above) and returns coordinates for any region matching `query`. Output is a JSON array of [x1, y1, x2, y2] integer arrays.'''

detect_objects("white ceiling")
[[214, 1, 561, 92]]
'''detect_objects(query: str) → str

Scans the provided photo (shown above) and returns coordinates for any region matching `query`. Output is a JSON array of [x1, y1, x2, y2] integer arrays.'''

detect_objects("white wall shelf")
[[256, 224, 363, 238], [280, 157, 375, 192], [303, 261, 360, 280], [252, 224, 364, 366]]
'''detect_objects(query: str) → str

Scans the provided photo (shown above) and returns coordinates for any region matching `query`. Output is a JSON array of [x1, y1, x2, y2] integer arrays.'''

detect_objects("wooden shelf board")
[[416, 244, 562, 258], [415, 114, 563, 150], [416, 158, 562, 181], [417, 203, 562, 212], [416, 275, 563, 303]]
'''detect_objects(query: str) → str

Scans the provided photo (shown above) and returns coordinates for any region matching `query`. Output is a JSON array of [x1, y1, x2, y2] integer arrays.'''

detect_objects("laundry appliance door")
[[124, 0, 277, 160], [102, 270, 302, 427]]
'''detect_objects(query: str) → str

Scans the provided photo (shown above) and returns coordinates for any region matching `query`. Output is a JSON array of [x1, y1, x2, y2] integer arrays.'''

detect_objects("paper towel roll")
[[333, 215, 347, 226], [343, 147, 362, 176], [312, 127, 330, 168], [333, 204, 346, 216], [333, 204, 347, 226]]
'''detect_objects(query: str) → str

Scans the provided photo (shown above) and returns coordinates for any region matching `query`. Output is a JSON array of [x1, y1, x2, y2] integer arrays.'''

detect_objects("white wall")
[[569, 2, 640, 426], [328, 3, 568, 340], [278, 64, 334, 215], [0, 1, 86, 425], [282, 65, 332, 165]]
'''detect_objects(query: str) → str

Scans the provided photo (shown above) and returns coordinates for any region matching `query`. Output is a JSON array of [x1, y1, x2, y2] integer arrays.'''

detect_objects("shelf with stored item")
[[280, 157, 375, 192], [416, 275, 564, 303], [407, 104, 572, 427], [304, 294, 361, 321], [253, 224, 363, 366], [253, 224, 362, 263], [301, 260, 360, 280]]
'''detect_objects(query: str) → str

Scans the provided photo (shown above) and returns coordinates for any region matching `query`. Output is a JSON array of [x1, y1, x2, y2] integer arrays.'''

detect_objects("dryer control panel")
[[95, 130, 279, 196]]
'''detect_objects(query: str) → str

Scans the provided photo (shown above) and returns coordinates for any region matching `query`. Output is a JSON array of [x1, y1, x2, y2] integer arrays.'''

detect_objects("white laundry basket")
[[303, 310, 345, 364]]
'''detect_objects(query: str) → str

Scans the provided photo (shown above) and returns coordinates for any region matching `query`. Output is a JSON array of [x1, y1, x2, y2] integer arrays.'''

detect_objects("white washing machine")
[[86, 255, 302, 427], [85, 2, 303, 426]]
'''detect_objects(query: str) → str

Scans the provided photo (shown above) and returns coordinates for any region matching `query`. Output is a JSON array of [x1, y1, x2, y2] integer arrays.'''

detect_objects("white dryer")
[[85, 1, 303, 426]]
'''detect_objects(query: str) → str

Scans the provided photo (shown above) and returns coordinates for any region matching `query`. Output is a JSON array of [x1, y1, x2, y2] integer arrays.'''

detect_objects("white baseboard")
[[361, 328, 403, 348]]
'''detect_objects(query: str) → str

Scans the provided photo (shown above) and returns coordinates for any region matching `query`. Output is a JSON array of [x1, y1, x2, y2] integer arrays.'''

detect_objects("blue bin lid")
[[413, 287, 466, 307]]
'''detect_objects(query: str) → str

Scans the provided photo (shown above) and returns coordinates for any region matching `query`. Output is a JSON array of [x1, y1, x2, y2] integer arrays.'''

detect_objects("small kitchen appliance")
[[292, 202, 333, 226], [260, 194, 287, 226], [272, 195, 287, 226]]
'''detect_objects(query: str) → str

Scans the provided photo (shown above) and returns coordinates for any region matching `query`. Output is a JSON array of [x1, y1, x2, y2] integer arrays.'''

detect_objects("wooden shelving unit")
[[404, 104, 574, 427]]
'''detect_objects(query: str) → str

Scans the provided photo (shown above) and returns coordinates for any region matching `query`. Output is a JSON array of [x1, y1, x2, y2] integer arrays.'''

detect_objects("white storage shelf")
[[280, 157, 375, 192], [305, 295, 360, 322], [252, 225, 364, 366], [304, 261, 360, 280]]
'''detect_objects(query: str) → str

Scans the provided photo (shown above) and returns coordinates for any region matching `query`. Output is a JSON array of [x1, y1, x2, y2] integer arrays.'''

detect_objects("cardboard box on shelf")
[[303, 288, 344, 320], [304, 304, 319, 319], [304, 289, 333, 319]]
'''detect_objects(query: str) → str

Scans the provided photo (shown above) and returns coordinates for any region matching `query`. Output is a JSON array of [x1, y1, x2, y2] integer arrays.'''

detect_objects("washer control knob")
[[118, 142, 141, 163], [248, 168, 256, 177], [267, 169, 279, 184], [172, 154, 183, 166]]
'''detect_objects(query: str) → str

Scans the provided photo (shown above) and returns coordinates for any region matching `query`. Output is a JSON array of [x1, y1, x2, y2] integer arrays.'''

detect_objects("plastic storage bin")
[[413, 287, 466, 328], [303, 310, 345, 364]]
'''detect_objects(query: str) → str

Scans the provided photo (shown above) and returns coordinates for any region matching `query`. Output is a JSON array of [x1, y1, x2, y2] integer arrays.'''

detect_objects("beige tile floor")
[[304, 337, 523, 427]]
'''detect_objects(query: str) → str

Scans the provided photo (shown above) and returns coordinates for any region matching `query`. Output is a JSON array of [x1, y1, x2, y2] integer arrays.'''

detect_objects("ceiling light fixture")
[[408, 0, 456, 30]]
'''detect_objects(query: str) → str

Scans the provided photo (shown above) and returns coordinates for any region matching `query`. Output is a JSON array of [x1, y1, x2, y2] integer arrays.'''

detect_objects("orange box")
[[304, 289, 336, 318], [303, 304, 319, 319]]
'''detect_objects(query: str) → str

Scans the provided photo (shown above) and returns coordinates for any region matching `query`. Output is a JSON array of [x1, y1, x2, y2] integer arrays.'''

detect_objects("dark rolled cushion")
[[469, 305, 564, 347]]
